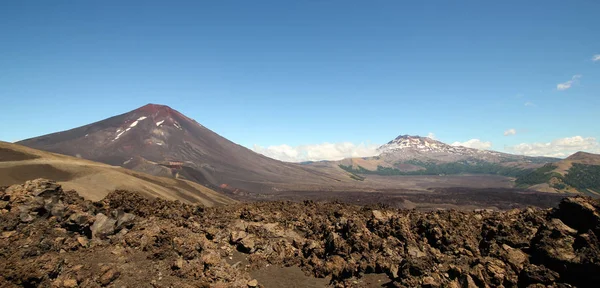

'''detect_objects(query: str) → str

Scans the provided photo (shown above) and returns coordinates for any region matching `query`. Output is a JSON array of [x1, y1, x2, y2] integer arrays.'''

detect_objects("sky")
[[1, 1, 599, 161]]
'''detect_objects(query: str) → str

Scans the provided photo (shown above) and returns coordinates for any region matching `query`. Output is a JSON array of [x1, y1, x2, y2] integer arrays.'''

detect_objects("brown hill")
[[0, 141, 234, 206], [17, 104, 355, 193], [565, 151, 600, 163], [518, 151, 600, 195], [550, 151, 600, 176]]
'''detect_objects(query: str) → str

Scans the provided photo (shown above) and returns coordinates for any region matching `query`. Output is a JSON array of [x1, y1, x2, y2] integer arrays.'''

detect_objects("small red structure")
[[161, 161, 184, 169]]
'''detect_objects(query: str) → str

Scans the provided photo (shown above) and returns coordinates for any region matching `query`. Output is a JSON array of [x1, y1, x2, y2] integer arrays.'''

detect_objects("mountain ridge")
[[378, 134, 557, 162], [516, 151, 600, 195], [16, 104, 578, 195], [322, 134, 560, 177]]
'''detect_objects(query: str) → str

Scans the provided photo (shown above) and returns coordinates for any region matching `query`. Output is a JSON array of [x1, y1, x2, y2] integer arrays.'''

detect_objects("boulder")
[[19, 211, 34, 223], [77, 236, 89, 247], [98, 267, 120, 286], [230, 231, 248, 244], [25, 179, 62, 198], [502, 244, 528, 270], [422, 276, 439, 288], [325, 255, 347, 278], [115, 211, 135, 231], [67, 212, 94, 227], [48, 201, 67, 219], [459, 274, 478, 288], [407, 245, 426, 258], [62, 278, 78, 288], [555, 197, 600, 236], [372, 210, 386, 221], [519, 264, 559, 286], [90, 213, 116, 239], [239, 236, 256, 253], [172, 258, 184, 270], [247, 279, 258, 287], [200, 251, 221, 268]]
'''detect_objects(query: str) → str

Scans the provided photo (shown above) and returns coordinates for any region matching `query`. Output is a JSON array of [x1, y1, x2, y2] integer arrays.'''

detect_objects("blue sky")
[[1, 1, 599, 161]]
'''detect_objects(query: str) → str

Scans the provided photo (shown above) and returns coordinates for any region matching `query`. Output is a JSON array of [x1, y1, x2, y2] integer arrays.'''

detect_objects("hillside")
[[0, 141, 235, 206], [17, 104, 356, 193], [516, 151, 600, 195], [318, 135, 558, 177]]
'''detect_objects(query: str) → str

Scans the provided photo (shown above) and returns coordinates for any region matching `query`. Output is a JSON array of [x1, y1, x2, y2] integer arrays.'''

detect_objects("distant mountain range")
[[378, 135, 557, 164], [17, 104, 597, 195], [323, 135, 559, 177]]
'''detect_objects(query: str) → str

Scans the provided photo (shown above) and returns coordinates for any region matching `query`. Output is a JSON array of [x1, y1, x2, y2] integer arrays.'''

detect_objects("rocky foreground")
[[1, 179, 599, 287]]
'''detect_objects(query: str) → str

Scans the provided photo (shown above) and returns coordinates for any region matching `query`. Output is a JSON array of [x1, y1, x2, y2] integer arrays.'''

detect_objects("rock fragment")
[[90, 213, 116, 239]]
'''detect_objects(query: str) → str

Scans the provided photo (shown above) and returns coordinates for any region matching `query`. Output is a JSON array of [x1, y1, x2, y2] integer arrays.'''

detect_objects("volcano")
[[18, 104, 350, 193], [325, 135, 559, 176]]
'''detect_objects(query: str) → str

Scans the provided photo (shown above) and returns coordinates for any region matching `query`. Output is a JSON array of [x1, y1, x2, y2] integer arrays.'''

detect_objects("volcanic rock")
[[98, 266, 120, 286], [247, 279, 258, 287], [114, 211, 135, 231], [90, 213, 116, 239], [1, 179, 600, 287]]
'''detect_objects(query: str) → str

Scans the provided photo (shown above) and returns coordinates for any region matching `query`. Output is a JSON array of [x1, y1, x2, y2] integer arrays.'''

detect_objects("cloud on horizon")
[[252, 142, 380, 162], [451, 139, 493, 150], [505, 136, 600, 158], [592, 54, 600, 62], [253, 135, 599, 162], [557, 74, 582, 91], [504, 128, 517, 136]]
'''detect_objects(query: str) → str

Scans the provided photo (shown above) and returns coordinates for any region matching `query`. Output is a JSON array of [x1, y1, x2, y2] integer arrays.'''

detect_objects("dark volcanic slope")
[[18, 104, 351, 192], [2, 179, 600, 287]]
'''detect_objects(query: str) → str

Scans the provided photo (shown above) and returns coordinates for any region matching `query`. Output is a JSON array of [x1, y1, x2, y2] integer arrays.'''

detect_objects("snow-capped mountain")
[[335, 135, 559, 174], [378, 135, 447, 153], [377, 135, 503, 162]]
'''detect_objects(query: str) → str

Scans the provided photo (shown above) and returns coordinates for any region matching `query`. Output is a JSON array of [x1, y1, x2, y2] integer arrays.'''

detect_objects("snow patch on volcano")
[[113, 130, 126, 141], [129, 116, 148, 128]]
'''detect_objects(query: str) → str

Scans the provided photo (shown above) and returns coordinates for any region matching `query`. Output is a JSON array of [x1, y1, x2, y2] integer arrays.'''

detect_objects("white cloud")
[[557, 74, 582, 91], [504, 129, 517, 136], [252, 142, 380, 162], [506, 136, 600, 158], [524, 101, 536, 107], [592, 54, 600, 62], [427, 132, 436, 140], [451, 139, 493, 150], [556, 82, 571, 91]]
